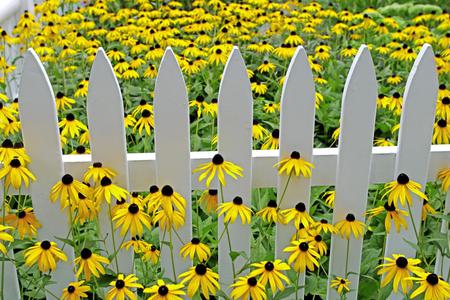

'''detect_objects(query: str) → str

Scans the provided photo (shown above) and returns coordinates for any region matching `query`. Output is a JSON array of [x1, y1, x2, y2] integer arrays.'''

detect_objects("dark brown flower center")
[[195, 264, 207, 275], [233, 196, 243, 205], [158, 285, 169, 295], [267, 200, 277, 208], [264, 261, 274, 271], [142, 109, 151, 118], [208, 189, 217, 196], [100, 176, 112, 186], [41, 240, 51, 250], [66, 113, 75, 121], [299, 242, 309, 251], [9, 158, 21, 168], [320, 219, 328, 224], [17, 210, 26, 218], [149, 185, 159, 193], [426, 274, 439, 285], [128, 204, 139, 214], [67, 285, 75, 293], [295, 202, 306, 212], [247, 277, 257, 286], [191, 237, 200, 244], [93, 162, 102, 168], [80, 248, 92, 259], [62, 174, 74, 185], [290, 151, 300, 159], [340, 279, 346, 284], [346, 213, 355, 222], [395, 256, 408, 268], [115, 279, 125, 289], [272, 129, 279, 138], [161, 185, 173, 196], [438, 119, 447, 128], [397, 173, 409, 184], [212, 154, 224, 165], [315, 235, 322, 242]]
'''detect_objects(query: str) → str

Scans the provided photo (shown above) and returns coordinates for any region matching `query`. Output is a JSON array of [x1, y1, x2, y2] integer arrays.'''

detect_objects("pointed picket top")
[[217, 46, 253, 288], [87, 48, 132, 274], [154, 47, 192, 278], [275, 46, 315, 299], [384, 44, 438, 299], [327, 45, 378, 300], [18, 49, 75, 296]]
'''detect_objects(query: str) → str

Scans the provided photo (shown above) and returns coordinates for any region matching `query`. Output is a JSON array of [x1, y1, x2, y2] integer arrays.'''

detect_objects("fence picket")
[[153, 47, 192, 280], [326, 45, 378, 300], [87, 48, 132, 274], [18, 49, 75, 297], [435, 191, 449, 280], [275, 46, 315, 299], [383, 44, 438, 299], [217, 47, 253, 289]]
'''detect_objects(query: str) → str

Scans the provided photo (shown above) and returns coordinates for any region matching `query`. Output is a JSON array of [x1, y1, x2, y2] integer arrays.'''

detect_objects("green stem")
[[108, 203, 120, 273], [344, 239, 350, 277], [406, 202, 429, 268], [295, 271, 300, 300], [225, 222, 236, 278], [1, 180, 6, 300], [168, 229, 177, 282], [276, 172, 292, 211], [196, 194, 201, 237]]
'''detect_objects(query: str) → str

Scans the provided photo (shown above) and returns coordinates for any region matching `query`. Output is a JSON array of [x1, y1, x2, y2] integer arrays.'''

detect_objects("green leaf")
[[229, 251, 248, 262]]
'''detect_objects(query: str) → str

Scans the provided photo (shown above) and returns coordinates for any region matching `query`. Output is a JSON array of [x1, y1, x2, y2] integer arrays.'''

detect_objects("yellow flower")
[[256, 200, 284, 224], [93, 176, 129, 205], [193, 154, 243, 187], [50, 174, 90, 208], [74, 248, 110, 281], [230, 276, 267, 300], [121, 236, 150, 254], [24, 240, 67, 272], [153, 209, 185, 230], [341, 46, 358, 57], [284, 31, 303, 46], [83, 162, 117, 184], [133, 109, 154, 136], [251, 82, 268, 95], [106, 273, 143, 300], [217, 196, 252, 224], [249, 260, 290, 294], [4, 207, 41, 239], [283, 240, 320, 272], [179, 238, 211, 262], [0, 102, 16, 126], [143, 244, 160, 264], [377, 254, 422, 294], [274, 151, 314, 177], [113, 203, 151, 236], [61, 281, 91, 300], [438, 168, 450, 191], [208, 48, 228, 65], [143, 279, 185, 300], [256, 60, 276, 73], [436, 96, 450, 120], [387, 74, 402, 85], [409, 272, 450, 300], [365, 202, 408, 233], [59, 113, 88, 138], [0, 157, 35, 190], [261, 129, 279, 150], [433, 119, 450, 144], [312, 219, 336, 234], [252, 120, 268, 140], [179, 263, 220, 298], [0, 225, 13, 254], [281, 202, 314, 229], [73, 192, 97, 224], [122, 67, 140, 80], [124, 113, 136, 129], [55, 92, 75, 111], [334, 213, 366, 240], [422, 199, 436, 221], [330, 277, 351, 295], [132, 100, 153, 117], [198, 189, 218, 213], [383, 173, 427, 208]]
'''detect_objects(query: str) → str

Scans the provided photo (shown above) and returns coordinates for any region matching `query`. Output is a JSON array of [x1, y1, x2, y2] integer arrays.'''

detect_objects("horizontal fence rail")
[[2, 42, 447, 300]]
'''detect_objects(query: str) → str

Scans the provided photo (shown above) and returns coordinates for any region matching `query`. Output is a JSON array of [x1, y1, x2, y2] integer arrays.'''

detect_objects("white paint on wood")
[[18, 49, 75, 297], [327, 45, 378, 300], [434, 191, 449, 279], [383, 44, 438, 300], [153, 47, 192, 280], [217, 47, 253, 288], [275, 47, 315, 299], [87, 48, 133, 274]]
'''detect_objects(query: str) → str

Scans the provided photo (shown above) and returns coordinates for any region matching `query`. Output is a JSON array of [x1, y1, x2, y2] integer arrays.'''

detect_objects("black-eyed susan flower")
[[249, 260, 290, 294], [334, 213, 365, 240], [313, 219, 336, 234], [24, 240, 67, 272], [262, 129, 279, 150], [436, 97, 450, 120], [180, 237, 211, 262], [61, 281, 91, 300], [59, 113, 88, 138], [330, 277, 351, 295], [0, 139, 15, 163], [282, 202, 314, 229], [409, 272, 450, 300], [263, 102, 278, 114], [51, 174, 90, 208], [252, 120, 268, 141], [143, 185, 160, 213], [437, 168, 450, 191], [189, 96, 206, 118], [179, 263, 220, 298], [422, 199, 436, 221], [143, 244, 160, 264], [93, 176, 129, 205], [133, 109, 154, 136], [0, 225, 13, 254], [251, 82, 268, 95], [74, 248, 110, 281], [377, 254, 422, 294], [365, 202, 408, 233], [256, 200, 284, 224], [132, 100, 153, 117], [284, 31, 303, 46], [193, 154, 243, 187], [203, 98, 218, 118], [322, 190, 335, 207], [304, 229, 328, 256], [383, 173, 427, 208], [433, 119, 450, 144], [113, 203, 151, 236], [257, 60, 276, 73], [153, 209, 185, 230], [208, 48, 228, 65], [198, 189, 218, 213], [106, 273, 143, 300], [284, 240, 320, 272], [124, 113, 136, 129], [230, 276, 267, 300], [0, 102, 16, 125], [0, 157, 35, 190], [387, 74, 402, 85], [73, 192, 98, 224], [143, 279, 185, 300], [274, 151, 314, 177], [121, 236, 150, 254], [341, 46, 358, 57], [217, 196, 252, 224], [83, 162, 116, 184], [55, 92, 75, 111], [153, 185, 186, 217], [4, 207, 41, 239]]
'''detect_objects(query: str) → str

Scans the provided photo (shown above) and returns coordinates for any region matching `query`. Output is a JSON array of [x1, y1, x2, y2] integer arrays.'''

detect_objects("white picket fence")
[[0, 42, 448, 300]]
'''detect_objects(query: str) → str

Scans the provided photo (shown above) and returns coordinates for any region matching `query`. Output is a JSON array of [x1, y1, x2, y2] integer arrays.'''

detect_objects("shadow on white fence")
[[0, 43, 447, 299]]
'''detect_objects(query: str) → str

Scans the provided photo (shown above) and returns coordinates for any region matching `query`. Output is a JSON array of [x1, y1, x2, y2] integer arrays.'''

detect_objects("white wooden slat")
[[434, 191, 449, 279], [18, 49, 75, 297], [383, 44, 438, 300], [275, 46, 315, 299], [87, 48, 132, 274], [58, 145, 450, 192], [217, 47, 253, 289], [153, 47, 192, 280], [327, 45, 378, 300]]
